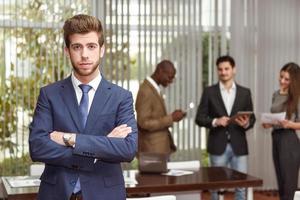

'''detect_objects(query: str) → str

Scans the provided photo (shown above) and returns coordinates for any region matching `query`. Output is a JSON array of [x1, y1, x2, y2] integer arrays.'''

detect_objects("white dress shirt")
[[219, 81, 236, 116], [212, 82, 236, 127], [71, 71, 101, 111]]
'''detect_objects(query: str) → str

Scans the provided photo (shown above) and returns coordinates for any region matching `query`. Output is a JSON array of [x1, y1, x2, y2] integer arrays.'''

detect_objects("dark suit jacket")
[[29, 76, 137, 200], [195, 83, 255, 156], [135, 79, 176, 154]]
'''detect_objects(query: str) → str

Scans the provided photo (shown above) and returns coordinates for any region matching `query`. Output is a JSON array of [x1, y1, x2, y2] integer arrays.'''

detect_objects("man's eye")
[[72, 45, 82, 50], [88, 45, 97, 49]]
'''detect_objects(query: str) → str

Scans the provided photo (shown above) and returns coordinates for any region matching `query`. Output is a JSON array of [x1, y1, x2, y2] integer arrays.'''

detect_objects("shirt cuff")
[[212, 118, 218, 127], [243, 122, 250, 129], [71, 134, 76, 148]]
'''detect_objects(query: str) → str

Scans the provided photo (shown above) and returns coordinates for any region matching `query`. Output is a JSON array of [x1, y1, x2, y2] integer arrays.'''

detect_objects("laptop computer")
[[138, 152, 169, 173]]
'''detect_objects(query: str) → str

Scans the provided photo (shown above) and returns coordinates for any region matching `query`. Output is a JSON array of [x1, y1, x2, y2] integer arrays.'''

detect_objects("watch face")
[[63, 134, 71, 146]]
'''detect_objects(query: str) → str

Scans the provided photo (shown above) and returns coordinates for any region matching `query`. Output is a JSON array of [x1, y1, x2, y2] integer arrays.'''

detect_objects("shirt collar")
[[219, 81, 236, 91], [146, 76, 160, 94], [71, 71, 102, 91]]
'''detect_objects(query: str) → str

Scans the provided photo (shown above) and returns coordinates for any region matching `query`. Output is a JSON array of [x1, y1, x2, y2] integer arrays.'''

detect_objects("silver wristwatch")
[[62, 134, 72, 146]]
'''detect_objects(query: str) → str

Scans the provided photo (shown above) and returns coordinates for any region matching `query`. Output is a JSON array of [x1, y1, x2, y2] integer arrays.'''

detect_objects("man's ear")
[[100, 45, 105, 58], [64, 46, 70, 58], [233, 66, 237, 75]]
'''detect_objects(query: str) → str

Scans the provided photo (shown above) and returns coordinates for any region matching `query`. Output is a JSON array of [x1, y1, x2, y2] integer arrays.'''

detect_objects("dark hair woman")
[[262, 62, 300, 200]]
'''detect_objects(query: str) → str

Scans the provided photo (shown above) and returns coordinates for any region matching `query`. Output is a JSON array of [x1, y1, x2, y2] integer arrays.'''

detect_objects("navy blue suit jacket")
[[29, 76, 137, 200]]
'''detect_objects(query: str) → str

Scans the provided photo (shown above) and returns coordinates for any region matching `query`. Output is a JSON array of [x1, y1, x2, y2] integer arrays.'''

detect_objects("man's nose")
[[81, 47, 88, 59]]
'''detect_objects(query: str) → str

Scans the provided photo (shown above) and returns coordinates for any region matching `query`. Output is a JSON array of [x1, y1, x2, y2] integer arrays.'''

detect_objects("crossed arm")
[[50, 124, 132, 146], [29, 88, 138, 171]]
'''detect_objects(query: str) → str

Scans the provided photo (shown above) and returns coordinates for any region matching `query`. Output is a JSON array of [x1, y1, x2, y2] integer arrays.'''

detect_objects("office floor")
[[201, 191, 279, 200]]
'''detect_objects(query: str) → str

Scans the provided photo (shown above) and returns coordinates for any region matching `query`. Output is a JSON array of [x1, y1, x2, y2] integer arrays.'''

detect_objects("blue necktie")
[[73, 84, 92, 194], [78, 84, 92, 128]]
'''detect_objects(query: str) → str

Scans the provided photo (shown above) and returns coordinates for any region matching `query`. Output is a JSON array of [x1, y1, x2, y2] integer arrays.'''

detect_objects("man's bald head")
[[152, 60, 176, 87]]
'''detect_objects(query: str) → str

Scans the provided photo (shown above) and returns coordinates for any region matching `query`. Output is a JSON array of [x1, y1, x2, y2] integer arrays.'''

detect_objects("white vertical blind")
[[0, 0, 231, 175], [102, 0, 204, 161]]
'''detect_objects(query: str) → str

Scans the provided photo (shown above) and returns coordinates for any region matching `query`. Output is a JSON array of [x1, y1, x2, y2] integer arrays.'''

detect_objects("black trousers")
[[272, 129, 300, 200]]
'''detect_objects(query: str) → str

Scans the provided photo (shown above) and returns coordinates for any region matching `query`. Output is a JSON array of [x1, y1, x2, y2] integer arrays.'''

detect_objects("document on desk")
[[6, 176, 41, 188], [162, 169, 194, 176], [124, 177, 138, 185], [261, 112, 286, 124]]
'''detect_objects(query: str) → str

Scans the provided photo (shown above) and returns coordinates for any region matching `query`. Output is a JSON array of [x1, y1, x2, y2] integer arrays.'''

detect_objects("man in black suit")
[[195, 55, 255, 200]]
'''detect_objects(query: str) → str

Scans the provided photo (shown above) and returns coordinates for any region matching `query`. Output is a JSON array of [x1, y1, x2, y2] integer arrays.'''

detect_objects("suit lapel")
[[85, 78, 112, 131], [60, 77, 82, 131], [214, 83, 228, 116]]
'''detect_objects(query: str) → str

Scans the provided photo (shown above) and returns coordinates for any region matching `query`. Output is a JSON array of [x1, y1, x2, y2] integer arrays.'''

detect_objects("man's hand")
[[50, 131, 76, 146], [234, 115, 250, 128], [50, 131, 65, 146], [171, 109, 187, 122], [215, 116, 230, 127], [108, 124, 132, 138]]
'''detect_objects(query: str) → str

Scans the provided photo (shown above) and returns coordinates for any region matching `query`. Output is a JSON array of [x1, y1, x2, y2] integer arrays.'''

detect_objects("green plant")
[[201, 149, 209, 167], [0, 0, 90, 176], [0, 153, 32, 176]]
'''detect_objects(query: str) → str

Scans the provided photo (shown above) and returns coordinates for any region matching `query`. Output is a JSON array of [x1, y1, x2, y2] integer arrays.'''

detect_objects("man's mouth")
[[79, 63, 92, 67]]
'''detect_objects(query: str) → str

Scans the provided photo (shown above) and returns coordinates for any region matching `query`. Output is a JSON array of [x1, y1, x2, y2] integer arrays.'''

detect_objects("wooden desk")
[[1, 167, 262, 200]]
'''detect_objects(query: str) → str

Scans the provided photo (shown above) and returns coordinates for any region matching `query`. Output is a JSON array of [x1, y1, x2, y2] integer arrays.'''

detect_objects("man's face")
[[65, 31, 105, 82], [160, 67, 176, 87], [217, 61, 236, 83]]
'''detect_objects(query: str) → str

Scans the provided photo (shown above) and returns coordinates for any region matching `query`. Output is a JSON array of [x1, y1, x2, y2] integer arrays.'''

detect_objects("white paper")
[[261, 112, 286, 124], [162, 169, 194, 176]]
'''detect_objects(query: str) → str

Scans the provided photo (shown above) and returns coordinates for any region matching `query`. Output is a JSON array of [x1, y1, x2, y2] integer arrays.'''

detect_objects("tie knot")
[[79, 84, 92, 93]]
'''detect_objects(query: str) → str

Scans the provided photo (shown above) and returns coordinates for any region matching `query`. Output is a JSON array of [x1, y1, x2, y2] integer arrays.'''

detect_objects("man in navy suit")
[[29, 14, 137, 200], [195, 55, 255, 200]]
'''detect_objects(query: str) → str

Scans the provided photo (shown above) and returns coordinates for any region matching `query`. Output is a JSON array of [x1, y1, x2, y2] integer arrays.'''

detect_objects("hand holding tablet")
[[230, 111, 253, 124]]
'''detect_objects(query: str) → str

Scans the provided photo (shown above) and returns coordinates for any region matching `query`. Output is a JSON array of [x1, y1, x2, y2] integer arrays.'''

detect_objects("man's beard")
[[220, 75, 233, 82], [71, 59, 101, 77]]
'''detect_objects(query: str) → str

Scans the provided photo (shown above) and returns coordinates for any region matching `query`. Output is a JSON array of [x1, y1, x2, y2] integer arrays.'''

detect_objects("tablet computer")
[[230, 111, 253, 122]]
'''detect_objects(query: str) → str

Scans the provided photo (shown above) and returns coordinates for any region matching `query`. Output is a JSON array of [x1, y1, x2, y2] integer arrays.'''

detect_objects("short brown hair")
[[63, 14, 104, 48], [216, 55, 235, 68]]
